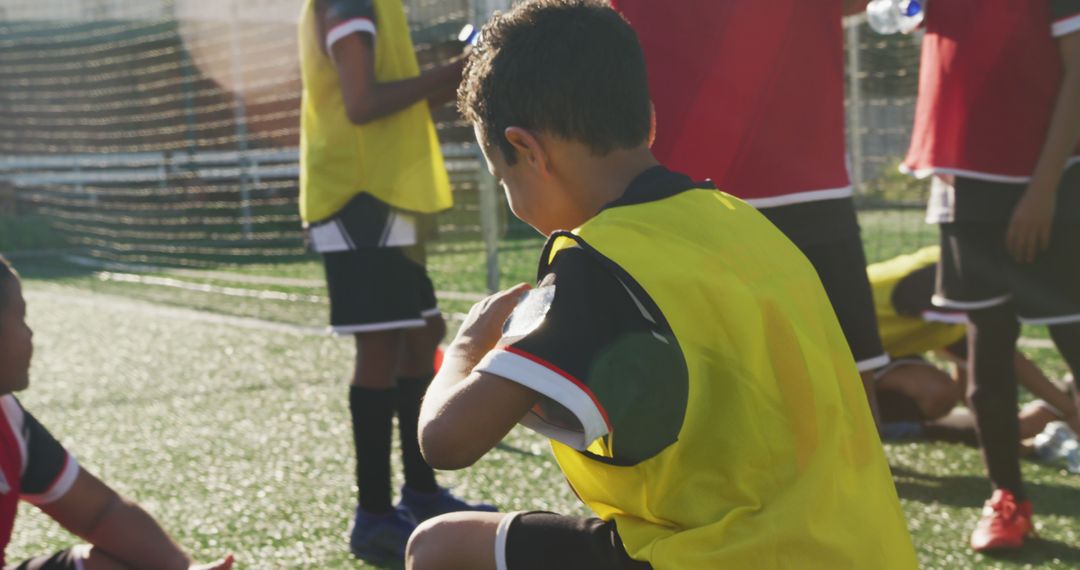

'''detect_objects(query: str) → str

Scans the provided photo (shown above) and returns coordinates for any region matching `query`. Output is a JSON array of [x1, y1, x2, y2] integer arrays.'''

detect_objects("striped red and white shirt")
[[0, 395, 79, 566]]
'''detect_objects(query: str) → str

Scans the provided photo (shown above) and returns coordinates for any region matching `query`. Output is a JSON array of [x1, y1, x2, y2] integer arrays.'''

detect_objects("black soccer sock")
[[877, 389, 926, 423], [397, 375, 439, 493], [967, 304, 1025, 501], [349, 386, 396, 513], [1049, 322, 1080, 378]]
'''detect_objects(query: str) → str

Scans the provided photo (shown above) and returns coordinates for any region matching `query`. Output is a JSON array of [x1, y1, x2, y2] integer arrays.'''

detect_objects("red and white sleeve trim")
[[23, 453, 80, 506], [1053, 13, 1080, 37], [475, 347, 611, 450], [0, 396, 27, 472], [326, 18, 377, 51]]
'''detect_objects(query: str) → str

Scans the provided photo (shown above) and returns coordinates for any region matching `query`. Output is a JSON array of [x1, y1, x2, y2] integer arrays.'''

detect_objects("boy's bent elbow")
[[344, 105, 376, 126], [419, 421, 480, 470]]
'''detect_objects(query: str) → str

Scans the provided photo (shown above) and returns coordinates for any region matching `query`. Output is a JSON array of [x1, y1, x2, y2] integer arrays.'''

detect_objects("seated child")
[[405, 1, 918, 568], [869, 246, 1080, 440], [0, 256, 232, 570]]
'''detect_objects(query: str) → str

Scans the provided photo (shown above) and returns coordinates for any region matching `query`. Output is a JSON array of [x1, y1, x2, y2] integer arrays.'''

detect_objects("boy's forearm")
[[350, 58, 465, 124], [83, 498, 190, 570], [419, 342, 486, 430]]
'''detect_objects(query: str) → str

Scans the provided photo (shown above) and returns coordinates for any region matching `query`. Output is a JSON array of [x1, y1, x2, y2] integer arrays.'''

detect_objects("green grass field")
[[7, 209, 1080, 569]]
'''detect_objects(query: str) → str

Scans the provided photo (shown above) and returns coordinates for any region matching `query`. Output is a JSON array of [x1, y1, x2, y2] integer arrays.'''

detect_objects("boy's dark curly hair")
[[458, 0, 651, 164]]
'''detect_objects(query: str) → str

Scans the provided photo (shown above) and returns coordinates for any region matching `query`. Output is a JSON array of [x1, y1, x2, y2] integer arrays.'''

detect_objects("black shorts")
[[311, 193, 440, 334], [933, 177, 1080, 324], [497, 512, 651, 570], [761, 198, 889, 371], [5, 546, 88, 570], [322, 247, 439, 334]]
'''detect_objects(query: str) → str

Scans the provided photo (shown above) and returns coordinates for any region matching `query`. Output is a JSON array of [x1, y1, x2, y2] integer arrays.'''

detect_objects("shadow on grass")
[[980, 536, 1080, 566], [892, 464, 1080, 518]]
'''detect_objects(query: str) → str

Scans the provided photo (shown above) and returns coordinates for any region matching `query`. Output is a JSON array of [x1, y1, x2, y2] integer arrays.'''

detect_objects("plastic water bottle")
[[866, 0, 925, 35]]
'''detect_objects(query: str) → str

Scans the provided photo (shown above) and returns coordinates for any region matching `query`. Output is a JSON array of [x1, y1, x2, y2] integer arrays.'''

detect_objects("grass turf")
[[7, 208, 1080, 568]]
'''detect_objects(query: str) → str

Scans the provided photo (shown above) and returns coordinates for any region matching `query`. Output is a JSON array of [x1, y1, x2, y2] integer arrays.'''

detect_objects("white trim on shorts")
[[856, 353, 891, 373], [330, 318, 426, 335], [308, 220, 354, 253], [420, 307, 442, 318], [1053, 13, 1080, 37], [931, 293, 1012, 311], [494, 511, 525, 570], [901, 157, 1080, 184], [744, 185, 854, 209], [1019, 312, 1080, 326]]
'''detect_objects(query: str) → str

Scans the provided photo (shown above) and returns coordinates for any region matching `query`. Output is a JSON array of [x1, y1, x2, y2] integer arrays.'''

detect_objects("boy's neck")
[[557, 146, 660, 231]]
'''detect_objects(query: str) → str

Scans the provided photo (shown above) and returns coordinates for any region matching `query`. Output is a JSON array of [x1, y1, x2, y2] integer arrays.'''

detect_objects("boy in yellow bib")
[[299, 0, 493, 562], [406, 1, 918, 568]]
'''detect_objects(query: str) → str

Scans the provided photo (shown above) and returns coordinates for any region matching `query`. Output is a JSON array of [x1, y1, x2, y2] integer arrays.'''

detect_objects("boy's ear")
[[504, 127, 550, 174]]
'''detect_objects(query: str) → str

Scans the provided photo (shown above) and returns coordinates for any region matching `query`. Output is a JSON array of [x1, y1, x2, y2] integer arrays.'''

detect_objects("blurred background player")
[[608, 0, 890, 424], [406, 2, 917, 568], [297, 0, 494, 561], [868, 246, 1080, 442], [0, 256, 233, 570], [900, 0, 1080, 552]]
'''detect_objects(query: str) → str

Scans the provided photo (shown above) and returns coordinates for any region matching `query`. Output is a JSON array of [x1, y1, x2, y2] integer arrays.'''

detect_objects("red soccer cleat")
[[970, 489, 1034, 552]]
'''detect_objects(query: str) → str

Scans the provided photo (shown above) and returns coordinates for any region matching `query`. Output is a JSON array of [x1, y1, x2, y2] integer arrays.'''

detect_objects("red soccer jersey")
[[610, 0, 851, 207], [903, 0, 1080, 182], [0, 396, 79, 565]]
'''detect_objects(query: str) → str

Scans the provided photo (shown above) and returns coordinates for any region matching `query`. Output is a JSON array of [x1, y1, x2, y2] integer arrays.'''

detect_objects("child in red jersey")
[[0, 256, 232, 570], [902, 0, 1080, 553]]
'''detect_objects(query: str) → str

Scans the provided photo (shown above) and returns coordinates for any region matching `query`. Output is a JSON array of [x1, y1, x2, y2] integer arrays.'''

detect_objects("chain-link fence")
[[1, 2, 932, 297]]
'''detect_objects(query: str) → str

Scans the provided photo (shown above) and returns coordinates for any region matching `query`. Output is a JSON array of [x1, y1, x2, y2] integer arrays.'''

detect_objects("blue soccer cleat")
[[348, 506, 417, 563]]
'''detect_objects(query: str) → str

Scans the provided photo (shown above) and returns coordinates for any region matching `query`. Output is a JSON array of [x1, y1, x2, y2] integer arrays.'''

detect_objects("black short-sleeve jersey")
[[476, 242, 688, 466], [323, 0, 377, 50]]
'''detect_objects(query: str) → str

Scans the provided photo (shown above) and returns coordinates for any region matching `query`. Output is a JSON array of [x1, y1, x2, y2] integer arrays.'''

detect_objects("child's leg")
[[407, 512, 505, 570], [397, 314, 447, 494], [966, 303, 1024, 499], [1048, 324, 1080, 434], [876, 359, 962, 421], [352, 330, 405, 514], [407, 511, 650, 570]]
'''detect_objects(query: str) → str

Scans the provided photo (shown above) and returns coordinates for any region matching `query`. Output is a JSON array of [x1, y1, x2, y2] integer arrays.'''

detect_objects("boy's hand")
[[1007, 181, 1056, 264], [451, 283, 532, 362], [191, 554, 234, 570]]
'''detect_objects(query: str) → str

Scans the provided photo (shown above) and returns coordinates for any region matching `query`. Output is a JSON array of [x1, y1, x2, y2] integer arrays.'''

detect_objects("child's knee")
[[406, 512, 501, 570], [406, 515, 460, 570], [918, 378, 962, 420]]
